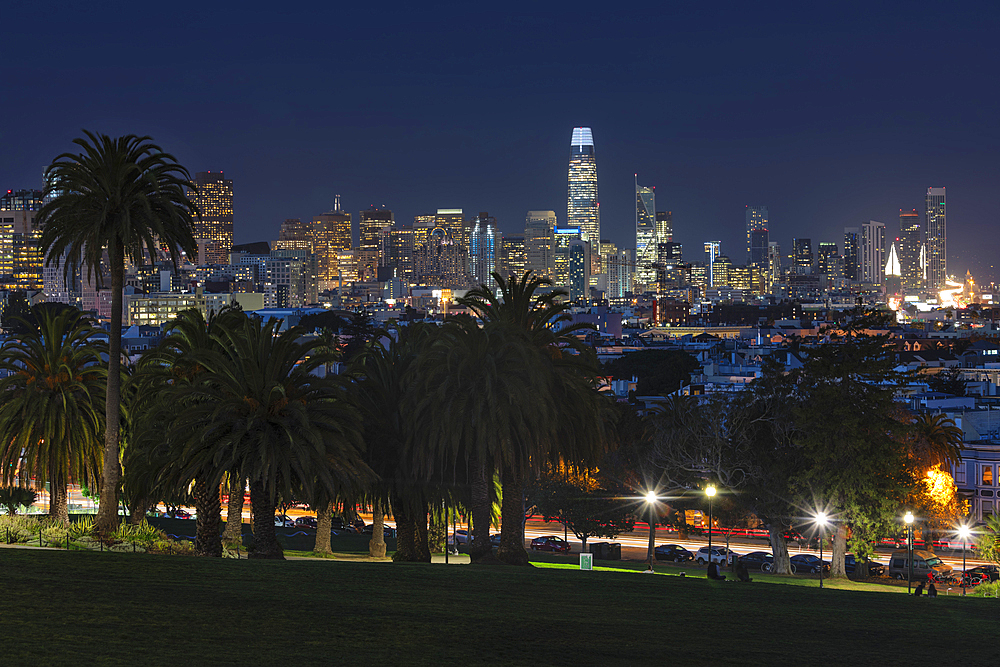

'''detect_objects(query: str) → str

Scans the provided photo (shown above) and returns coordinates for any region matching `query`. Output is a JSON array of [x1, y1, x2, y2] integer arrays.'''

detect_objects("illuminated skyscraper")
[[0, 189, 44, 291], [191, 172, 233, 265], [500, 234, 526, 279], [898, 209, 923, 290], [655, 211, 673, 244], [746, 206, 769, 267], [524, 211, 556, 281], [925, 187, 946, 290], [275, 218, 311, 252], [358, 207, 393, 282], [567, 127, 599, 271], [860, 221, 885, 285], [704, 241, 720, 287], [470, 212, 498, 289], [311, 209, 352, 286], [793, 238, 813, 274], [843, 227, 859, 281], [635, 177, 657, 286]]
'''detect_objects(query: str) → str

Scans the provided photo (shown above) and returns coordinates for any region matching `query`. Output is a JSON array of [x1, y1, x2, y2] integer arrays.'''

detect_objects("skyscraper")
[[567, 127, 599, 273], [925, 187, 946, 291], [358, 207, 393, 282], [191, 171, 233, 265], [793, 238, 813, 274], [469, 212, 498, 289], [524, 211, 556, 282], [311, 209, 352, 286], [746, 206, 769, 266], [569, 240, 590, 301], [843, 227, 860, 281], [817, 243, 839, 276], [704, 241, 720, 287], [860, 221, 886, 285], [635, 177, 657, 286], [655, 211, 673, 243], [500, 234, 526, 279], [898, 209, 923, 290]]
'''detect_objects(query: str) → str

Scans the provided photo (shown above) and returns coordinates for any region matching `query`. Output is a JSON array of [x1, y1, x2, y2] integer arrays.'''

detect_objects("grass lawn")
[[0, 547, 993, 666]]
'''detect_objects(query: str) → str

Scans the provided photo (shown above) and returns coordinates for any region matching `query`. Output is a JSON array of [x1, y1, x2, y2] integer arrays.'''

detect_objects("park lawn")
[[0, 548, 993, 666]]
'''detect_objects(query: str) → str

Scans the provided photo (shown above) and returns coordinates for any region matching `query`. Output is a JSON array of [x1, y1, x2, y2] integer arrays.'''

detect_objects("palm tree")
[[910, 412, 964, 469], [422, 272, 608, 565], [0, 305, 106, 524], [161, 313, 372, 559], [36, 131, 198, 534]]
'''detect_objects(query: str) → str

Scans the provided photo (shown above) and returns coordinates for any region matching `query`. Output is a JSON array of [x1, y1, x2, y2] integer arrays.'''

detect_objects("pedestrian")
[[914, 581, 925, 596], [928, 583, 938, 597]]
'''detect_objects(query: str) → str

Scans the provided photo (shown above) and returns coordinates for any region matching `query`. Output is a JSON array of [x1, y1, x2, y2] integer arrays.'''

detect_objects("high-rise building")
[[567, 127, 599, 276], [0, 189, 44, 291], [860, 221, 886, 285], [703, 241, 720, 287], [310, 210, 352, 286], [898, 209, 923, 290], [655, 211, 673, 244], [500, 234, 526, 280], [793, 238, 813, 274], [635, 177, 657, 286], [817, 243, 838, 276], [358, 207, 393, 282], [606, 250, 632, 299], [470, 212, 498, 289], [191, 172, 234, 265], [274, 218, 311, 252], [925, 187, 946, 291], [524, 211, 556, 282], [746, 206, 769, 266], [767, 242, 781, 290], [569, 240, 591, 301], [554, 225, 581, 290], [843, 227, 860, 281]]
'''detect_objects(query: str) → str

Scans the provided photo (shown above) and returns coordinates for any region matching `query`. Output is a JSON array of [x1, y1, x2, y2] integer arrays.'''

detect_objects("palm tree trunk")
[[221, 475, 245, 543], [48, 466, 69, 525], [415, 501, 431, 562], [193, 477, 222, 557], [768, 524, 792, 574], [428, 506, 446, 554], [391, 497, 417, 561], [95, 253, 124, 536], [129, 496, 152, 525], [369, 499, 386, 558], [829, 523, 848, 578], [468, 456, 497, 563], [248, 479, 283, 559], [496, 465, 530, 566], [314, 500, 334, 554]]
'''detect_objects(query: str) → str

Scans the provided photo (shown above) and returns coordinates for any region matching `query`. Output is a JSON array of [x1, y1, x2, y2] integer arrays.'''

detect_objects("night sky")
[[3, 2, 998, 281]]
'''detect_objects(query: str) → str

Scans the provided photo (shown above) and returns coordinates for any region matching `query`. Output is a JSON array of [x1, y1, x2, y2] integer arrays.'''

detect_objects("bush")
[[972, 581, 1000, 598]]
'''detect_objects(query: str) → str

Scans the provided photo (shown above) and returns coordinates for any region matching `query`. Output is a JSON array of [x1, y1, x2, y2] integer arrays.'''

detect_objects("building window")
[[955, 467, 967, 485], [983, 502, 995, 520], [983, 466, 994, 486]]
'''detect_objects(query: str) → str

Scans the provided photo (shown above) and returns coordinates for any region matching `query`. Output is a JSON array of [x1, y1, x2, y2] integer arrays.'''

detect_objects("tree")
[[157, 313, 373, 559], [451, 272, 608, 566], [0, 487, 38, 516], [0, 306, 106, 524], [37, 131, 198, 534], [974, 514, 1000, 566], [926, 368, 967, 397]]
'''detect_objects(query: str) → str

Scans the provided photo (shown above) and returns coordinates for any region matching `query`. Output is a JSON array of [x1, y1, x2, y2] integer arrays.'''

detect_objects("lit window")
[[983, 466, 994, 486]]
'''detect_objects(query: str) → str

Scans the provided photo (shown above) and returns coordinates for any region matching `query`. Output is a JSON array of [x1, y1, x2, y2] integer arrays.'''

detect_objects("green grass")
[[0, 547, 993, 665]]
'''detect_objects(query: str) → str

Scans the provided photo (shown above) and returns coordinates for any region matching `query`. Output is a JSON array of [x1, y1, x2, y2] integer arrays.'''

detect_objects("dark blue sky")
[[3, 2, 998, 281]]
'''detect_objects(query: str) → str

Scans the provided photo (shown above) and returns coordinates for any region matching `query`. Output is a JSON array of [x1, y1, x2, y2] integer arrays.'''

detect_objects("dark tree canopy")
[[601, 349, 699, 396]]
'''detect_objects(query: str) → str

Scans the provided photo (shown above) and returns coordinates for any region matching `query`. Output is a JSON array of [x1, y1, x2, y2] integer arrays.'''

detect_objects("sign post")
[[580, 553, 593, 571]]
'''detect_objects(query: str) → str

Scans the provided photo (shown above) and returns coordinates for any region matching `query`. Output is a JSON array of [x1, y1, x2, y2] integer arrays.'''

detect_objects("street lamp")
[[815, 512, 829, 589], [904, 511, 914, 594], [706, 485, 717, 572], [958, 524, 972, 596], [644, 491, 657, 565]]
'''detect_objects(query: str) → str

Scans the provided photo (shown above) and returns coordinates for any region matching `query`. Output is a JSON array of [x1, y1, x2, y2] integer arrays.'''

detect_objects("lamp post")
[[904, 511, 914, 594], [815, 512, 828, 590], [644, 491, 657, 565], [706, 485, 717, 570], [958, 524, 971, 596]]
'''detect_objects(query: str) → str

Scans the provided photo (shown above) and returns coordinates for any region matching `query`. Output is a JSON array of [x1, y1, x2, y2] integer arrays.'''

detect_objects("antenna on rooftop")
[[334, 194, 341, 212]]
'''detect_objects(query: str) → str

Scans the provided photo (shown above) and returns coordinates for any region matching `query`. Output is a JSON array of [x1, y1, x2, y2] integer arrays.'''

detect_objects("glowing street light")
[[958, 524, 972, 596], [643, 490, 658, 565], [904, 511, 915, 594], [706, 485, 717, 574], [815, 512, 829, 589]]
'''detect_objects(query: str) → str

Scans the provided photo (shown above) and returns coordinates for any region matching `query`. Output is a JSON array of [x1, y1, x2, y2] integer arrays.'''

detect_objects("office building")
[[767, 242, 781, 290], [311, 209, 352, 286], [567, 127, 600, 275], [817, 243, 838, 276], [606, 250, 632, 299], [792, 238, 813, 274], [470, 212, 498, 289], [569, 240, 591, 301], [554, 225, 581, 290], [500, 234, 526, 280], [358, 207, 393, 282], [0, 189, 44, 291], [635, 178, 657, 286], [898, 209, 923, 290], [925, 187, 946, 291], [655, 211, 673, 244], [274, 218, 311, 252], [843, 227, 859, 281], [746, 206, 769, 266], [704, 241, 720, 287], [860, 221, 886, 285], [524, 211, 556, 282], [191, 172, 234, 265]]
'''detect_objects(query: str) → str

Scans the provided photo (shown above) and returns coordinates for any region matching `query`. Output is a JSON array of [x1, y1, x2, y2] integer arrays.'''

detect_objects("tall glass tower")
[[746, 206, 769, 267], [635, 176, 656, 286], [567, 127, 599, 273], [925, 187, 946, 291], [191, 171, 234, 265]]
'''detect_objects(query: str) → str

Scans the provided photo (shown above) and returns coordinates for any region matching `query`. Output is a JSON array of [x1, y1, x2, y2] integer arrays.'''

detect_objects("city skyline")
[[2, 4, 998, 281]]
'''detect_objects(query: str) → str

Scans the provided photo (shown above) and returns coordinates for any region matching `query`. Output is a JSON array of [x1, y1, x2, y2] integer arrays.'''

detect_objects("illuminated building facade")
[[569, 239, 590, 301], [925, 187, 946, 291], [655, 211, 673, 245], [635, 178, 657, 286], [860, 220, 885, 285], [554, 225, 581, 290], [898, 209, 923, 290], [524, 211, 556, 281], [500, 234, 526, 280], [793, 238, 813, 274], [703, 241, 720, 287], [311, 210, 352, 285], [0, 189, 44, 291], [746, 206, 769, 267], [358, 207, 393, 282], [469, 212, 498, 289], [567, 128, 600, 274], [191, 172, 234, 265], [843, 227, 859, 281], [275, 218, 311, 252]]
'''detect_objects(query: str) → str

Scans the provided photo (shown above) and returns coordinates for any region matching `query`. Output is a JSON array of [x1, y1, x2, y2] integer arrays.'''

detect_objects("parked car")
[[274, 514, 295, 527], [530, 536, 570, 553], [294, 516, 318, 530], [962, 565, 998, 586], [845, 554, 885, 576], [362, 524, 396, 538], [790, 554, 830, 574], [739, 551, 774, 572], [654, 544, 694, 562], [447, 529, 470, 546], [887, 549, 953, 580], [167, 509, 192, 520], [490, 534, 501, 548], [695, 546, 739, 565]]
